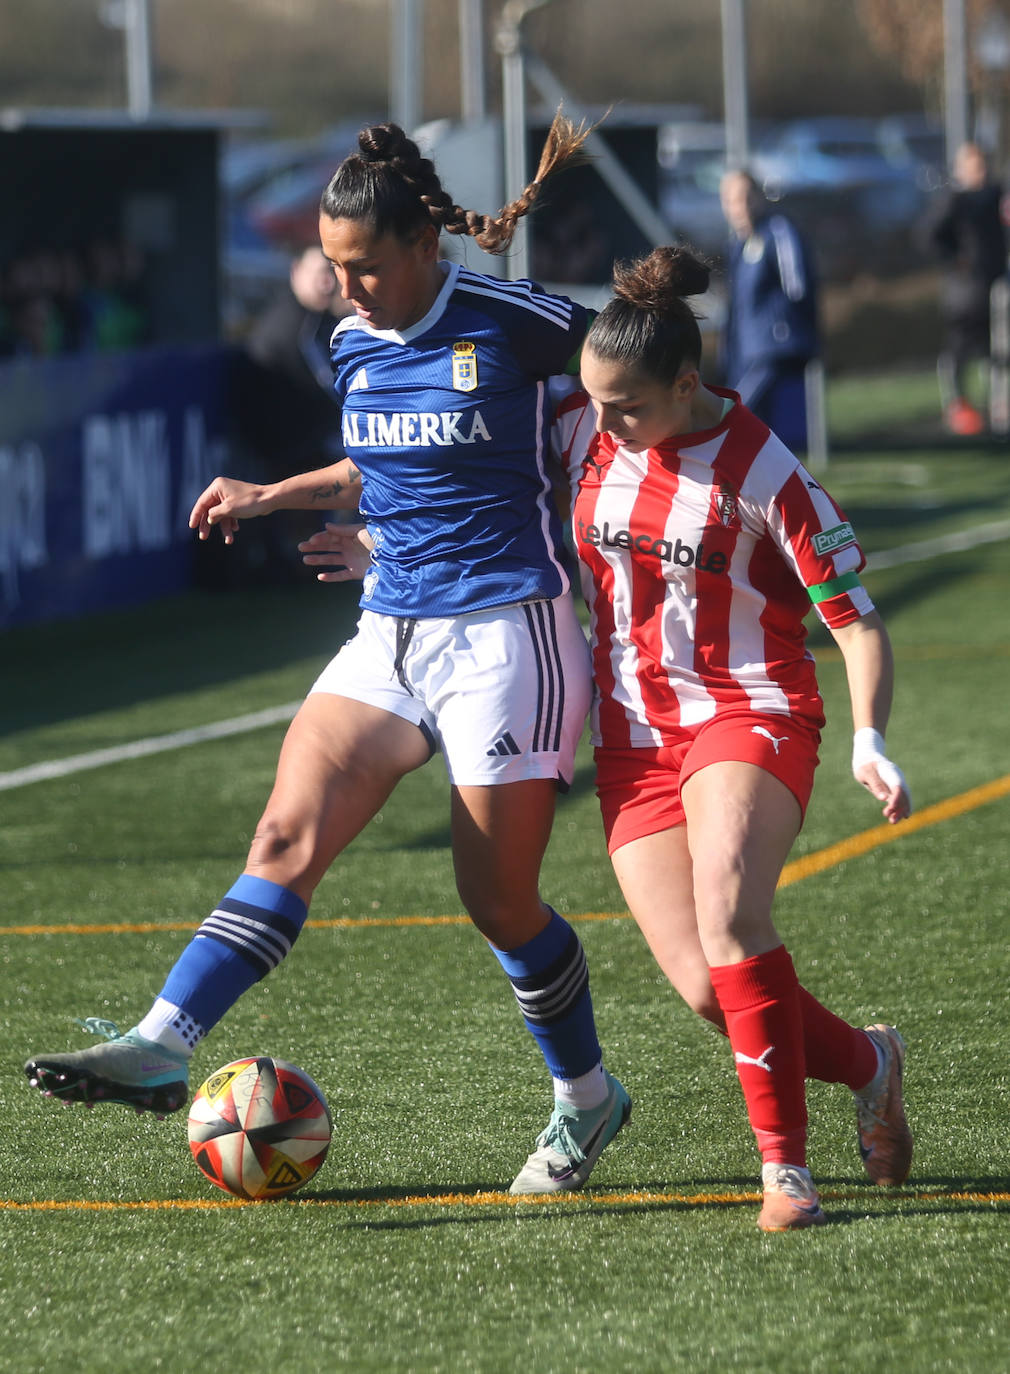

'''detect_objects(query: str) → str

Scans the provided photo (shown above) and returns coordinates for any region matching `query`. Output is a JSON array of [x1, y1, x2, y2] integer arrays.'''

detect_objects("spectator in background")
[[1, 240, 149, 357], [245, 244, 352, 471], [719, 170, 819, 452], [925, 141, 1010, 435], [78, 237, 149, 351]]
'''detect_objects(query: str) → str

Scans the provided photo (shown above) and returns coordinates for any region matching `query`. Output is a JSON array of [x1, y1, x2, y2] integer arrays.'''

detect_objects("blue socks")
[[157, 874, 308, 1034], [490, 908, 602, 1080], [150, 884, 602, 1094]]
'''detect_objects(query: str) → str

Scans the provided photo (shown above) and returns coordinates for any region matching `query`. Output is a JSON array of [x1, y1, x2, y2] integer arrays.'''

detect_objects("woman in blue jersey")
[[25, 115, 629, 1196]]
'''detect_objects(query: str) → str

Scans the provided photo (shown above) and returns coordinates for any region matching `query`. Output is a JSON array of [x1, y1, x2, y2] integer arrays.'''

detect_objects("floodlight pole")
[[124, 0, 154, 117], [720, 0, 750, 167], [497, 0, 552, 281], [390, 0, 423, 133], [943, 0, 970, 164], [459, 0, 486, 123], [100, 0, 154, 118]]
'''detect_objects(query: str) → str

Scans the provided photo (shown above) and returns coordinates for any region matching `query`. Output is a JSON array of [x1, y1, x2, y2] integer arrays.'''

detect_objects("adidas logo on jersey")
[[342, 409, 492, 448], [577, 519, 729, 574], [347, 367, 370, 392]]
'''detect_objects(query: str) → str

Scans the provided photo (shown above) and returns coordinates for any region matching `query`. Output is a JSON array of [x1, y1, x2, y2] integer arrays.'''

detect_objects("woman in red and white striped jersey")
[[556, 244, 912, 1232]]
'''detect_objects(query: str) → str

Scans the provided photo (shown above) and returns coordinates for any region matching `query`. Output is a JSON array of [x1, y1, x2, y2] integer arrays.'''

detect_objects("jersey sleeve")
[[762, 458, 874, 628], [548, 380, 598, 507], [483, 276, 590, 378]]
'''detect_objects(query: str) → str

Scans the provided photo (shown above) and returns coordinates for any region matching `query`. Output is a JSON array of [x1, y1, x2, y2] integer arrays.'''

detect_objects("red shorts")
[[595, 711, 821, 855]]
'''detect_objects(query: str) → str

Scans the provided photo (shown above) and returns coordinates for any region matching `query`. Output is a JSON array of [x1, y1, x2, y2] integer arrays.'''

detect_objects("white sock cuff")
[[552, 1061, 607, 1110], [137, 998, 204, 1056]]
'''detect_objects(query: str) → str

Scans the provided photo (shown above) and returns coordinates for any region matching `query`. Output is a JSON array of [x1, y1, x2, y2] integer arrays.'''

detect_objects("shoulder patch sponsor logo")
[[812, 522, 856, 556], [452, 340, 478, 392]]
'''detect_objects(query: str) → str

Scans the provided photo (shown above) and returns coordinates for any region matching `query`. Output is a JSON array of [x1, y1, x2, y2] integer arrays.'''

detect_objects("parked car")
[[751, 116, 914, 193], [224, 120, 377, 253], [876, 113, 946, 192]]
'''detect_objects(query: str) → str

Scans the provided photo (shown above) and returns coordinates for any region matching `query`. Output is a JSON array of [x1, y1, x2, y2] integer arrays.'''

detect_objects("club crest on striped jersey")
[[715, 482, 740, 528], [451, 340, 478, 391]]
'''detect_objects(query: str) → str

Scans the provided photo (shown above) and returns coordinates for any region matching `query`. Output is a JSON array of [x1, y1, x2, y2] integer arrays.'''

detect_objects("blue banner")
[[0, 347, 234, 628]]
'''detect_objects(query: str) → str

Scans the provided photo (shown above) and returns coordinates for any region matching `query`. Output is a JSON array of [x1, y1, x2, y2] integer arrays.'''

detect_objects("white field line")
[[864, 518, 1010, 570], [2, 520, 1007, 795], [0, 703, 300, 792]]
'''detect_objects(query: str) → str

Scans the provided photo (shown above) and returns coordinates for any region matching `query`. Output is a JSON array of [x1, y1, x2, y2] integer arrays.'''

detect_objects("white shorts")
[[309, 592, 592, 787]]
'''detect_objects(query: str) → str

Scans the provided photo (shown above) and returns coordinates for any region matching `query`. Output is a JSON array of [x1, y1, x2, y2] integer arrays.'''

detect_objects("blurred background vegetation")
[[0, 0, 1005, 137]]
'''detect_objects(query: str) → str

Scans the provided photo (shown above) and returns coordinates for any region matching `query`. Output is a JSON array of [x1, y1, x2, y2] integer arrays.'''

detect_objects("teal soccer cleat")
[[509, 1070, 631, 1195], [25, 1019, 189, 1117]]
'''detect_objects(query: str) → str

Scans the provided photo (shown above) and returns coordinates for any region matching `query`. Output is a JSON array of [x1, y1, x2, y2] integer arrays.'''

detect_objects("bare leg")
[[450, 778, 558, 947], [247, 692, 434, 902], [610, 827, 725, 1029]]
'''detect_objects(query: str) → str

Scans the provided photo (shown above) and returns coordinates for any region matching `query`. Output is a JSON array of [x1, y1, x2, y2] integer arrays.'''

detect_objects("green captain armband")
[[807, 570, 862, 604]]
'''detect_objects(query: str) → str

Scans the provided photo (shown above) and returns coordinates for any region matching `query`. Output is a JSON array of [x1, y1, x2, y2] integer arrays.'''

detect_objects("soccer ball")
[[187, 1057, 332, 1199]]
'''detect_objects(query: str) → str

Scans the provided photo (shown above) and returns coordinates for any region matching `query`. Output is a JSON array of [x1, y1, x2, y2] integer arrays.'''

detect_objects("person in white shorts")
[[312, 594, 589, 788], [24, 113, 630, 1196]]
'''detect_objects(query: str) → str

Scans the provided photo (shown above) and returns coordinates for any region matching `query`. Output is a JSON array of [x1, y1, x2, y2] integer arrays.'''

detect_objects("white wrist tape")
[[852, 727, 886, 774], [852, 727, 908, 797]]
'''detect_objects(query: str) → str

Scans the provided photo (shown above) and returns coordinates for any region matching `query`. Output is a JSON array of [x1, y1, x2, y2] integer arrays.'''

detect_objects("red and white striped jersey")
[[550, 382, 873, 748]]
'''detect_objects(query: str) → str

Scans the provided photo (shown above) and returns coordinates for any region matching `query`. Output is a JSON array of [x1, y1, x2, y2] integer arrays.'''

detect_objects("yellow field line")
[[778, 773, 1010, 887], [2, 1188, 1008, 1214], [2, 774, 1008, 940]]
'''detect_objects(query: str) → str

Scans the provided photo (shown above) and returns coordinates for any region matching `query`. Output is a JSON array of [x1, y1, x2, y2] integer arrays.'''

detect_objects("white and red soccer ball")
[[187, 1057, 331, 1199]]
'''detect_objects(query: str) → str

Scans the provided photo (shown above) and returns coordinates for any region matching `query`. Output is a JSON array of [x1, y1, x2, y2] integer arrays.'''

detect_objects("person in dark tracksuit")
[[719, 170, 819, 452], [925, 142, 1009, 435]]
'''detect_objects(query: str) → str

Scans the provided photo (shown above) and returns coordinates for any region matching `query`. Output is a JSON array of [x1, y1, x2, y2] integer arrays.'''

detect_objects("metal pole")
[[989, 276, 1010, 435], [497, 1, 551, 280], [943, 0, 970, 164], [803, 359, 829, 470], [390, 0, 423, 133], [458, 0, 485, 123], [124, 0, 153, 119], [720, 0, 749, 166]]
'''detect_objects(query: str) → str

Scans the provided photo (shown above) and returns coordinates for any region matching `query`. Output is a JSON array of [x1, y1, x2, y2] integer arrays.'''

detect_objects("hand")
[[298, 522, 373, 582], [852, 728, 911, 824], [188, 476, 270, 544]]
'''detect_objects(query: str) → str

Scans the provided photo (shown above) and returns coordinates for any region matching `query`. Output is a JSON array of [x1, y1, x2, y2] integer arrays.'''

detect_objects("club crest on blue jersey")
[[452, 341, 478, 391]]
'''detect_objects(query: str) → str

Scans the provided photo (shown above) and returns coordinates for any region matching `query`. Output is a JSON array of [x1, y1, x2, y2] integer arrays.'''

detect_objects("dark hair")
[[320, 109, 592, 253], [585, 246, 710, 384]]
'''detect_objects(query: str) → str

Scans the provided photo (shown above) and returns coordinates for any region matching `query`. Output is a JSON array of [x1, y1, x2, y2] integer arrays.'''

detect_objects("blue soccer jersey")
[[330, 261, 589, 617]]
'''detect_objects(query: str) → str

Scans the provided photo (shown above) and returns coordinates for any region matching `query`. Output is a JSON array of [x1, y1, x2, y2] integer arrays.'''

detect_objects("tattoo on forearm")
[[309, 466, 361, 504]]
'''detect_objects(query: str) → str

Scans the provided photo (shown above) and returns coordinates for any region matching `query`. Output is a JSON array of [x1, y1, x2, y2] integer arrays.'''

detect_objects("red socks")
[[710, 945, 808, 1166], [799, 987, 878, 1090]]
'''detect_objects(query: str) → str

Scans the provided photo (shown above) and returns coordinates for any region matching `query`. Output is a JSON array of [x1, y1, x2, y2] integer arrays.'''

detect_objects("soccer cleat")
[[24, 1019, 190, 1117], [758, 1163, 827, 1232], [508, 1070, 631, 1195], [854, 1023, 912, 1186]]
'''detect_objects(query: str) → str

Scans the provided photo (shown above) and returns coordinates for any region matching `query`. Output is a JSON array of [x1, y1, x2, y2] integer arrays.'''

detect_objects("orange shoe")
[[946, 399, 985, 435], [854, 1024, 912, 1186], [758, 1164, 827, 1232]]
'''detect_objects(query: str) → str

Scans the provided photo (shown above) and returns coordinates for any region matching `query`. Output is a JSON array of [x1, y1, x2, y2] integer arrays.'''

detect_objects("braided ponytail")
[[321, 107, 593, 255]]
